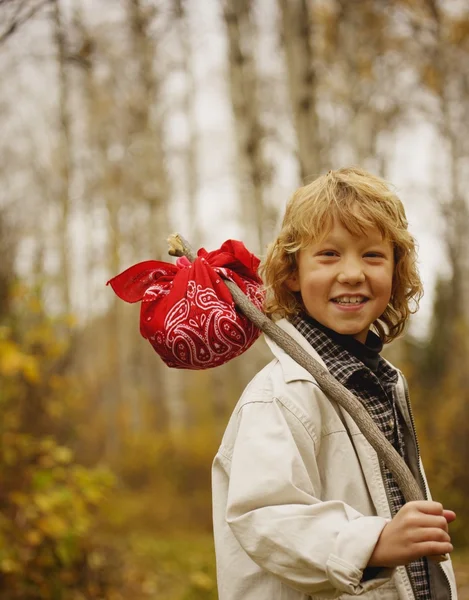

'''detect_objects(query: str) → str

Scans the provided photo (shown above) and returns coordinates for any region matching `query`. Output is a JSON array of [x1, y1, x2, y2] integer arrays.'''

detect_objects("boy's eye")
[[365, 252, 384, 258], [318, 251, 338, 257]]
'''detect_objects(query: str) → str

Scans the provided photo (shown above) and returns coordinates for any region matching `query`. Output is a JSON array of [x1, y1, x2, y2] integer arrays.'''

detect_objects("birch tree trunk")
[[50, 0, 72, 315], [126, 0, 171, 260], [70, 7, 96, 323], [173, 0, 200, 245], [223, 0, 268, 254], [279, 0, 321, 182]]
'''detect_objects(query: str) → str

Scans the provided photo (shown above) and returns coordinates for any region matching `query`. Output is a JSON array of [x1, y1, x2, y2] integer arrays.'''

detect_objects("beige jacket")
[[212, 319, 457, 600]]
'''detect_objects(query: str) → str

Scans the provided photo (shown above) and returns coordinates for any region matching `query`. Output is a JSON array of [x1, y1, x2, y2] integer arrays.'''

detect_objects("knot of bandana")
[[107, 240, 264, 369]]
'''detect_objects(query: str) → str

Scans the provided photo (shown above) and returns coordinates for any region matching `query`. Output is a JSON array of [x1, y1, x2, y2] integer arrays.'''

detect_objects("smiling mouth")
[[330, 296, 369, 305]]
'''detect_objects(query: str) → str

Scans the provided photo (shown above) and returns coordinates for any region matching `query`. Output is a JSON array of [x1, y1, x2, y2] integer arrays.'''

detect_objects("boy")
[[212, 168, 457, 600]]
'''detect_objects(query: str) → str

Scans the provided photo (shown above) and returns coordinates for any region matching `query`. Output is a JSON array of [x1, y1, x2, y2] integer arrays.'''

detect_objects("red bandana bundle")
[[107, 240, 265, 369]]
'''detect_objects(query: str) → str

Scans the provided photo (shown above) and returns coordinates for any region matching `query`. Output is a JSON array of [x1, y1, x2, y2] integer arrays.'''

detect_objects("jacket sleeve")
[[225, 395, 394, 597]]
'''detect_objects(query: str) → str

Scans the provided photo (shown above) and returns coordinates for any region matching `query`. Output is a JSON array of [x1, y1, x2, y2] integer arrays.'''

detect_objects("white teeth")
[[333, 296, 366, 304]]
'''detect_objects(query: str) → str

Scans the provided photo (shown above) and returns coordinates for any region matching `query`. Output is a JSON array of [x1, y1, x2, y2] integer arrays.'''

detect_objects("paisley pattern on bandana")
[[107, 240, 264, 370]]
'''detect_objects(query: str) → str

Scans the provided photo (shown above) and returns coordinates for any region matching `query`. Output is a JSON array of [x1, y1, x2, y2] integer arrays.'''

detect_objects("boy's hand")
[[368, 501, 455, 568]]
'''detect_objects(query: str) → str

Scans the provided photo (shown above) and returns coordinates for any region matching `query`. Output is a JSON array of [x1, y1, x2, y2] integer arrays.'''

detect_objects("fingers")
[[414, 527, 451, 544], [400, 504, 448, 531], [406, 502, 456, 526], [413, 501, 445, 516], [417, 514, 449, 533], [416, 502, 456, 523], [415, 540, 454, 557], [443, 509, 456, 523]]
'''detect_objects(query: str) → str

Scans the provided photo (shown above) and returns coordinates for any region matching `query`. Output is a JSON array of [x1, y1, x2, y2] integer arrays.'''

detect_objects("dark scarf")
[[301, 314, 383, 372]]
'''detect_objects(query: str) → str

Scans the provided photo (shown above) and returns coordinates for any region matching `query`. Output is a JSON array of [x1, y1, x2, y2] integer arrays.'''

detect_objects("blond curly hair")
[[261, 167, 423, 343]]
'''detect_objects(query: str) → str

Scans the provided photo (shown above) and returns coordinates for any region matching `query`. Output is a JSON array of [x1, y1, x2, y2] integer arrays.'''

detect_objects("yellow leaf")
[[37, 515, 68, 538], [25, 530, 43, 546], [22, 357, 40, 384], [0, 341, 24, 376], [0, 558, 20, 573], [53, 446, 73, 464], [34, 493, 54, 512]]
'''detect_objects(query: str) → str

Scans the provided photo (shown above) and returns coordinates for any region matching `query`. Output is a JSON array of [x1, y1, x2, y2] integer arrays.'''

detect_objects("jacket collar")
[[263, 318, 328, 384], [264, 318, 408, 419]]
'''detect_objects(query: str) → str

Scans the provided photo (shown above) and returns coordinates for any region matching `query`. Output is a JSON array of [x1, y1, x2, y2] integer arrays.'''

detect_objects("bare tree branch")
[[0, 0, 48, 47]]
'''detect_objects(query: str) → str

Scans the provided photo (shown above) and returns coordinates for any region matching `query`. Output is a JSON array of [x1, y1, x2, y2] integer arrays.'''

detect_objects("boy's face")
[[286, 220, 394, 343]]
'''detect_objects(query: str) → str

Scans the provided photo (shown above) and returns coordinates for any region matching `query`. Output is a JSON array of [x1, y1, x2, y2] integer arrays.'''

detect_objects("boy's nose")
[[337, 262, 366, 285]]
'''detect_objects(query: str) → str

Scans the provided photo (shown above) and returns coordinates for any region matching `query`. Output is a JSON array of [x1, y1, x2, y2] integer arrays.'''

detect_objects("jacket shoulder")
[[236, 357, 322, 411], [217, 359, 327, 459]]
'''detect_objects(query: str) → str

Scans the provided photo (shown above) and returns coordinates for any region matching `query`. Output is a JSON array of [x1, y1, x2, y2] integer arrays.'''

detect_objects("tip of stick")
[[167, 233, 184, 257]]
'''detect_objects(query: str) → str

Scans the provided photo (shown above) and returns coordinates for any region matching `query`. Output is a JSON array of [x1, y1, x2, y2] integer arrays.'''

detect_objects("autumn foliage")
[[0, 285, 151, 600]]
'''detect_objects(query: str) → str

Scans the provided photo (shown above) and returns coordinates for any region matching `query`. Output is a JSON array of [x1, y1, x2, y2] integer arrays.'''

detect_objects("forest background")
[[0, 0, 468, 598]]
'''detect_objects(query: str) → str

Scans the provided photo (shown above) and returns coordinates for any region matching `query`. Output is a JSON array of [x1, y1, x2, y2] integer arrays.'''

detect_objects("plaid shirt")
[[290, 315, 431, 600]]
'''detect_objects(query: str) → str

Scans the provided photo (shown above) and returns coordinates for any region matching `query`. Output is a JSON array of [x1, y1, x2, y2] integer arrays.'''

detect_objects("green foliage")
[[0, 435, 115, 598]]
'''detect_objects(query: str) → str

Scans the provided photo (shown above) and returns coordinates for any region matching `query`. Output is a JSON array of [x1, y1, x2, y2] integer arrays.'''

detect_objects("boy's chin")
[[337, 327, 367, 337], [325, 320, 370, 341], [334, 324, 365, 335]]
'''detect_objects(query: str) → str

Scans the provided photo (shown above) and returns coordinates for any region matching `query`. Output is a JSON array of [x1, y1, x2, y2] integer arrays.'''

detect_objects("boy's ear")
[[285, 272, 301, 292]]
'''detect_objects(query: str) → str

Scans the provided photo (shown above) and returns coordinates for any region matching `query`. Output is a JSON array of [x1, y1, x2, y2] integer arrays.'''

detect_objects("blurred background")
[[0, 0, 468, 598]]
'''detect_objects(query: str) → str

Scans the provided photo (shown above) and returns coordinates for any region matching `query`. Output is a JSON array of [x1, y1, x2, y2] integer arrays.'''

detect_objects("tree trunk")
[[173, 0, 200, 245], [50, 0, 72, 315], [71, 7, 97, 324], [279, 0, 321, 182], [223, 0, 268, 254]]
